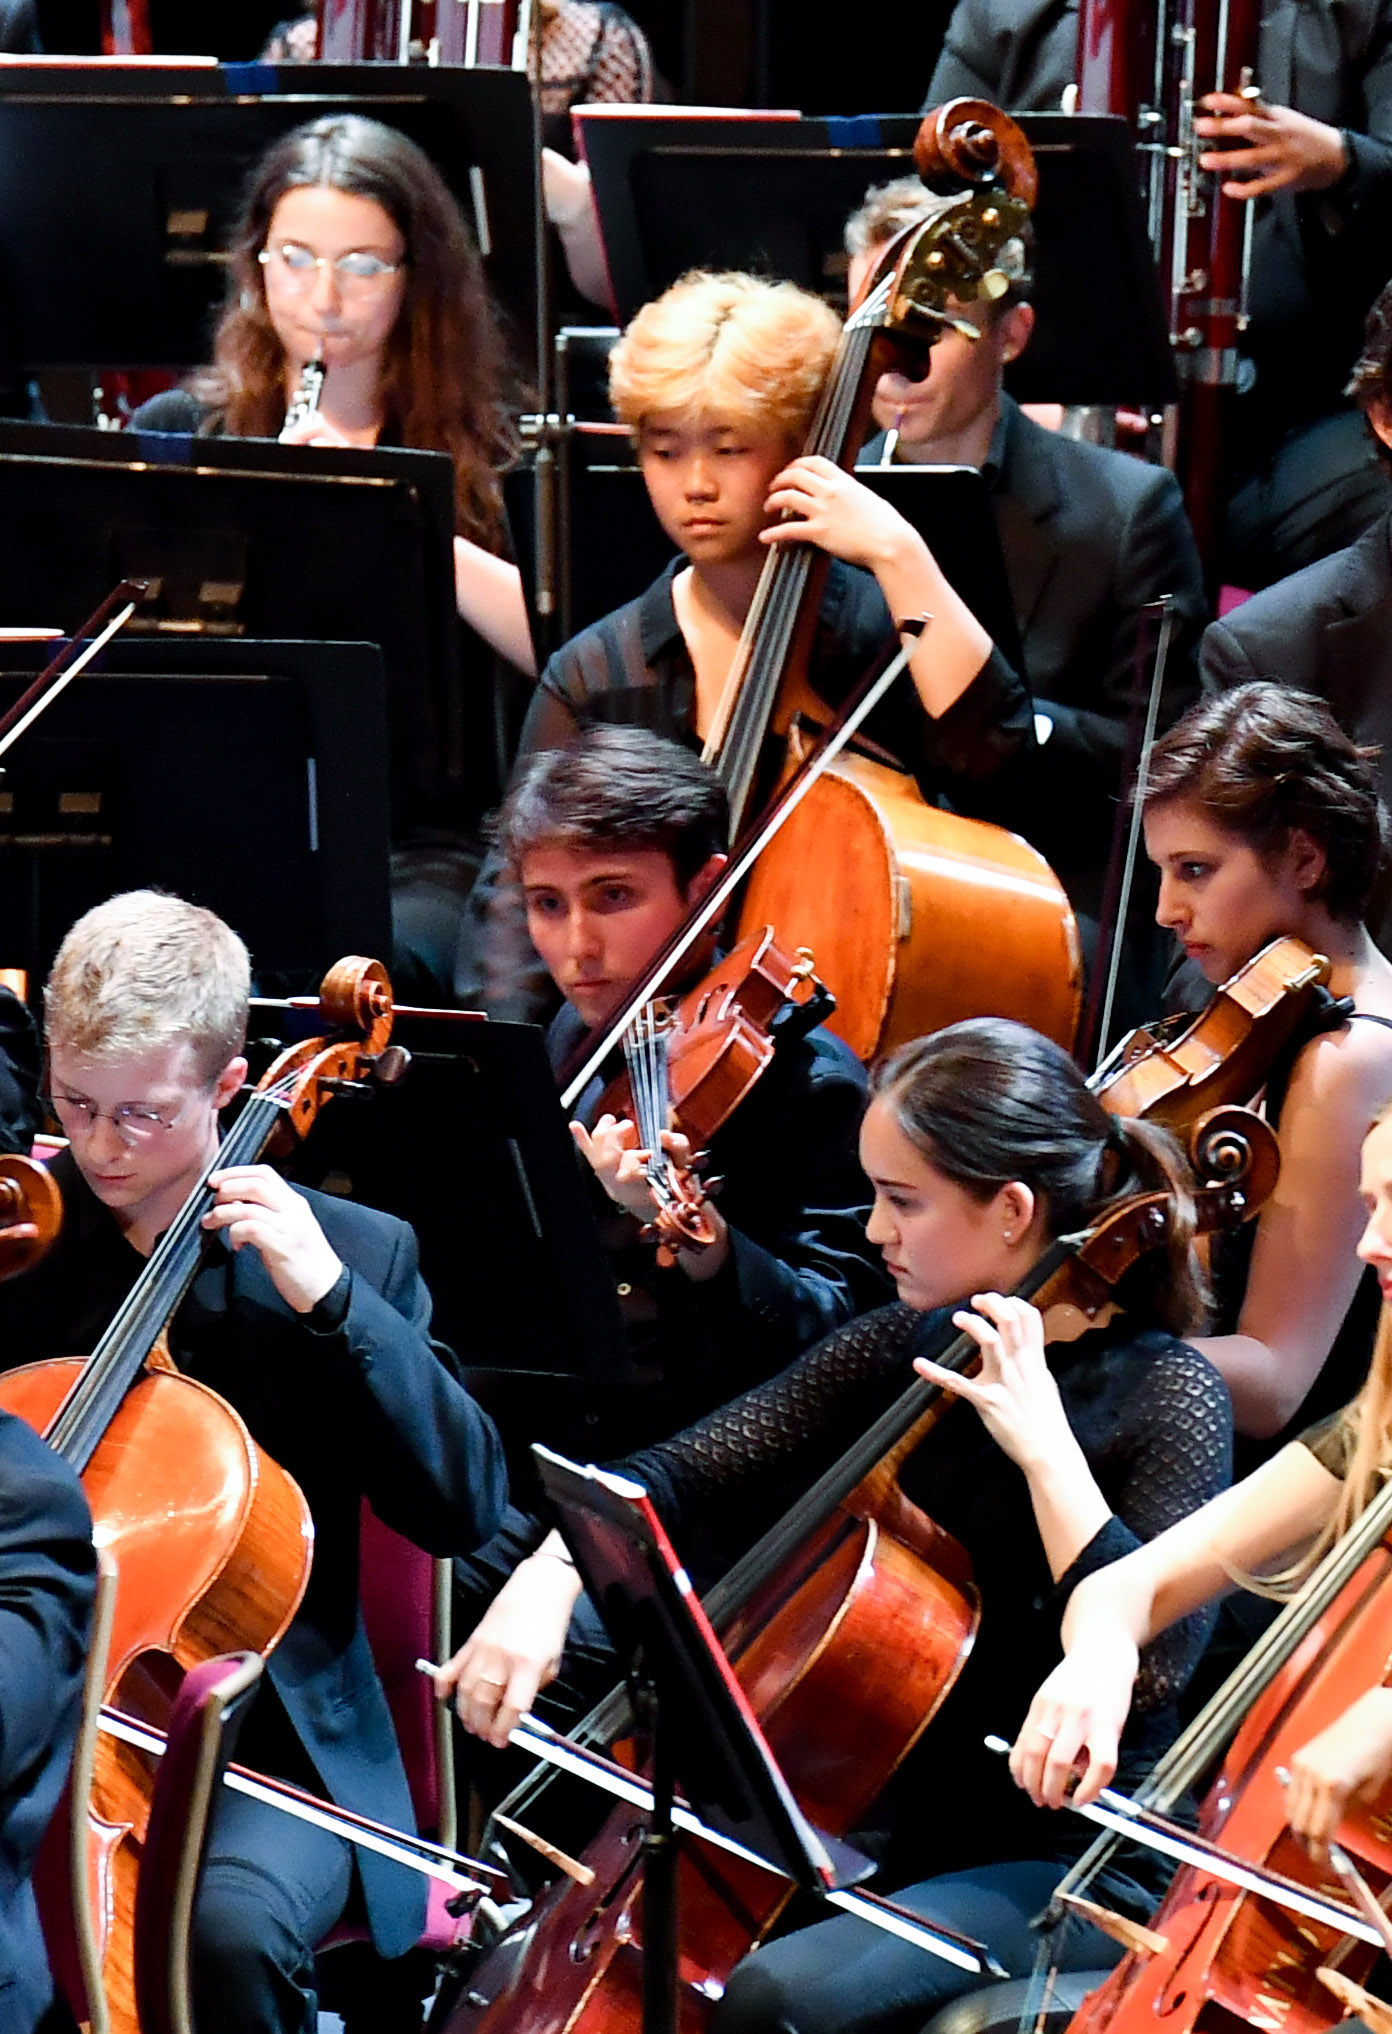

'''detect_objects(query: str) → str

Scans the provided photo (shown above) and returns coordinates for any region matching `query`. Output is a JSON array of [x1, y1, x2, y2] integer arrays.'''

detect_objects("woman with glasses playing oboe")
[[134, 113, 532, 675], [134, 114, 536, 998]]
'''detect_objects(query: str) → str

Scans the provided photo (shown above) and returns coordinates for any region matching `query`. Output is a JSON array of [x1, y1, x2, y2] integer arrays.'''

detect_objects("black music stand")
[[576, 108, 1175, 407], [0, 62, 538, 369], [532, 1445, 873, 2034], [0, 421, 479, 831], [0, 634, 391, 991], [241, 1004, 631, 1487]]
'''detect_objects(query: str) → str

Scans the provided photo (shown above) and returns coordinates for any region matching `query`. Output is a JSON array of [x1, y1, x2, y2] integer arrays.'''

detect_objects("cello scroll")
[[0, 1155, 61, 1280]]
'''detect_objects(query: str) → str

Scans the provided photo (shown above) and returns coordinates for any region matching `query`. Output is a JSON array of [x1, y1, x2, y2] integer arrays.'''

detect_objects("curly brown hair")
[[190, 114, 519, 547]]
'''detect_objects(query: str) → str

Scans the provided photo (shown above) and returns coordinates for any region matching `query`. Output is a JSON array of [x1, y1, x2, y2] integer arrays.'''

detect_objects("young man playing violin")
[[481, 722, 888, 1457], [0, 891, 506, 2034], [449, 724, 890, 1725]]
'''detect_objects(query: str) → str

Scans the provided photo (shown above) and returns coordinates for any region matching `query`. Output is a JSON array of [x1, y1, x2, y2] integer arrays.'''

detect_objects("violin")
[[1092, 936, 1334, 1129], [438, 1120, 1277, 2034], [0, 956, 402, 2034], [594, 928, 830, 1265]]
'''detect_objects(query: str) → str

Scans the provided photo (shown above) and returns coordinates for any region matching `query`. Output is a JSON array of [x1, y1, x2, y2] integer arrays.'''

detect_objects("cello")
[[437, 1111, 1277, 2034], [0, 955, 402, 2034], [711, 99, 1082, 1063]]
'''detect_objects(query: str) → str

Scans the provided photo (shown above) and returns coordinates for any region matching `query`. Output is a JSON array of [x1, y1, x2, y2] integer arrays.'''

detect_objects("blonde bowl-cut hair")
[[45, 892, 251, 1082], [608, 271, 842, 442]]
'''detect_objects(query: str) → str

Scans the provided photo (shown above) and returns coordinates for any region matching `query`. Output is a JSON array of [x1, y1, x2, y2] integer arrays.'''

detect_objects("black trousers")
[[191, 1784, 354, 2034], [710, 1861, 1121, 2034]]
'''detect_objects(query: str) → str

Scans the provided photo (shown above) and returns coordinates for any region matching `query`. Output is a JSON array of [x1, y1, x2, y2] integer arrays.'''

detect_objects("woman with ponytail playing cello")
[[438, 1018, 1232, 2034]]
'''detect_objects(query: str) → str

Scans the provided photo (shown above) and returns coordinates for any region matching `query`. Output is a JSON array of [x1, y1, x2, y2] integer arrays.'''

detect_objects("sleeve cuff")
[[304, 1263, 352, 1336], [1044, 1513, 1140, 1615]]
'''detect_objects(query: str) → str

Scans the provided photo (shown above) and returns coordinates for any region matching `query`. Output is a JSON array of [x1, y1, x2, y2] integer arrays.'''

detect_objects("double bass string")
[[710, 277, 891, 825]]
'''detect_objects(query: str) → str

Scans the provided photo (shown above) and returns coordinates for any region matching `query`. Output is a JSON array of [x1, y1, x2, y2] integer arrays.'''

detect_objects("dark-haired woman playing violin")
[[1139, 681, 1392, 1463], [435, 1016, 1232, 2034]]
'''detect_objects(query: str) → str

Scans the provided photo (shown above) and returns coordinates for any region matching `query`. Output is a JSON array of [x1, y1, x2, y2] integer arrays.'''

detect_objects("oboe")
[[280, 355, 326, 439]]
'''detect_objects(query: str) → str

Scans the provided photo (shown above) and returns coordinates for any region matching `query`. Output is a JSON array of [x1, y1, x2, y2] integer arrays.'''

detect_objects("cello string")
[[49, 1088, 290, 1466]]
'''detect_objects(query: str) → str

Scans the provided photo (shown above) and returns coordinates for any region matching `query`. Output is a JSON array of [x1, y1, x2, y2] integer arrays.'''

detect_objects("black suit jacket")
[[1200, 509, 1392, 949], [0, 1412, 94, 2034], [0, 1156, 507, 1959], [873, 398, 1205, 926]]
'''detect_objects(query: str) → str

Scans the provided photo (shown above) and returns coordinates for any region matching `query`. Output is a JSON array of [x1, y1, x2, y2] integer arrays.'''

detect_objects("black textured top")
[[625, 1300, 1233, 1899]]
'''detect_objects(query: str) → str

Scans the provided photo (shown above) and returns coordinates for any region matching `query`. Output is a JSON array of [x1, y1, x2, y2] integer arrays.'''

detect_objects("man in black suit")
[[0, 890, 507, 2034], [1200, 278, 1392, 952], [925, 0, 1392, 590], [848, 182, 1207, 1029], [0, 1411, 93, 2034]]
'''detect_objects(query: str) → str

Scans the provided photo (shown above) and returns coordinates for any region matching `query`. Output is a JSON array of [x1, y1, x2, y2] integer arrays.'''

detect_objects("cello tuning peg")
[[370, 1045, 412, 1088]]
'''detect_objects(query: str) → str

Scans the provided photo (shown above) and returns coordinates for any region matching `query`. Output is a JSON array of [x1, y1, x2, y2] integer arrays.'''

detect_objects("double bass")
[[715, 100, 1082, 1061], [0, 956, 402, 2034]]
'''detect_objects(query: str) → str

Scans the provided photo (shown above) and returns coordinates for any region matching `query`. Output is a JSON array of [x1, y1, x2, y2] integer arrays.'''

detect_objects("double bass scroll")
[[718, 100, 1082, 1061]]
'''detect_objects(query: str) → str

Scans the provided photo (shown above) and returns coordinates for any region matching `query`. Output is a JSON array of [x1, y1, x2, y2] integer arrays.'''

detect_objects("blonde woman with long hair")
[[1012, 1098, 1392, 1850]]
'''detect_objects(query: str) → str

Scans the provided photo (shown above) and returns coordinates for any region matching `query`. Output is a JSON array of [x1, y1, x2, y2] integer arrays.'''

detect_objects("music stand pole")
[[637, 1680, 680, 2034]]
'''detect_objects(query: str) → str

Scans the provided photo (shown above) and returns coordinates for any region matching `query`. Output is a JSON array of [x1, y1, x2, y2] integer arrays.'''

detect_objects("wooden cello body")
[[709, 101, 1081, 1058], [443, 1443, 982, 2034], [0, 1364, 311, 2034], [1065, 1543, 1392, 2034], [438, 1143, 1280, 2034]]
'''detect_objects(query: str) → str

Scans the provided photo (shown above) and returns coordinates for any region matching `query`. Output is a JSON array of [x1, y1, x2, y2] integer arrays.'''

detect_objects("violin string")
[[622, 1007, 671, 1208]]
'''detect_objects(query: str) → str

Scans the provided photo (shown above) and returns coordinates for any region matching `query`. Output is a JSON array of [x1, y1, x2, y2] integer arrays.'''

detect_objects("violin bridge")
[[1316, 1967, 1392, 2034], [1057, 1893, 1168, 1959], [492, 1809, 596, 1888]]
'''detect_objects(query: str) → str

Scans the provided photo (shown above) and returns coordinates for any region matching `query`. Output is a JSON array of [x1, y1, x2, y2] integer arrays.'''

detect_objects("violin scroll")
[[0, 1154, 62, 1280], [1188, 1104, 1281, 1230]]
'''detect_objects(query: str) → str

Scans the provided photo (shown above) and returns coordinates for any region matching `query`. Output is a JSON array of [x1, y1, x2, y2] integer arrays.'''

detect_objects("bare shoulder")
[[1287, 971, 1392, 1127]]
